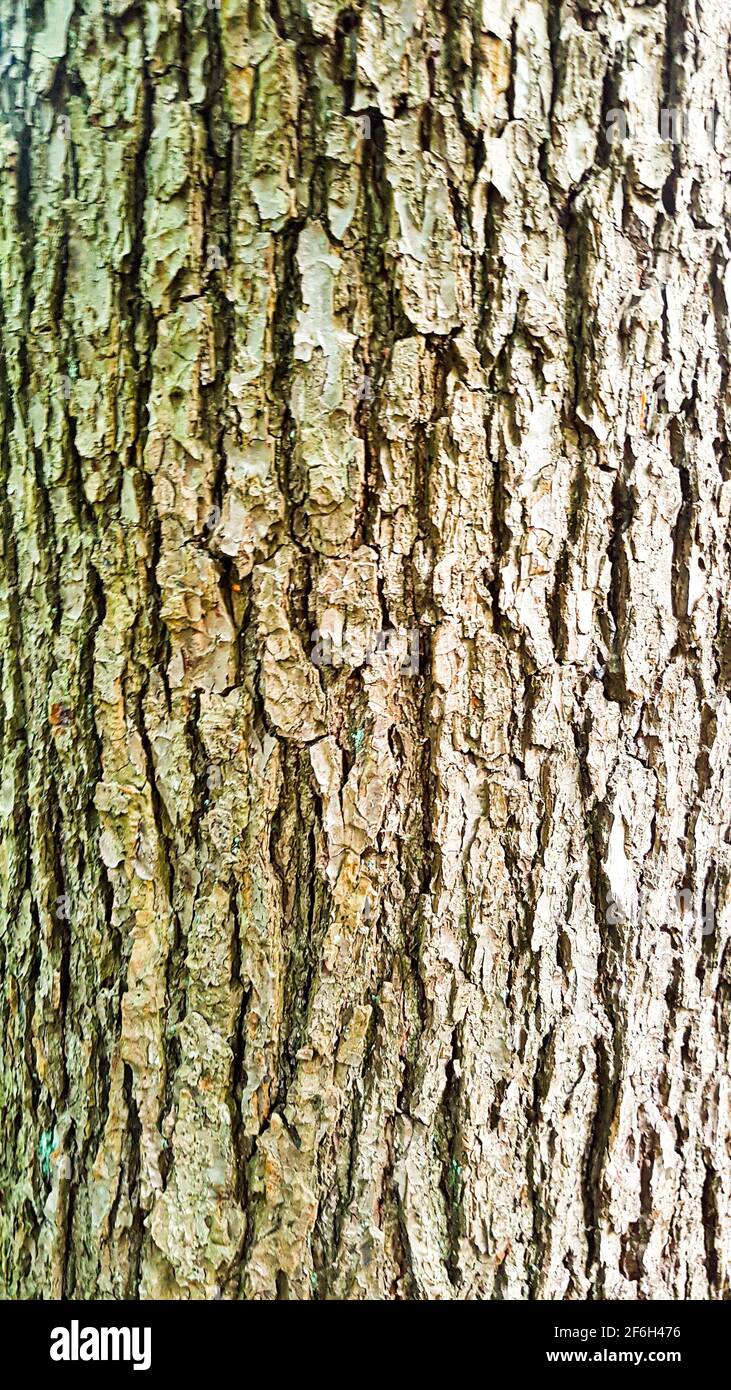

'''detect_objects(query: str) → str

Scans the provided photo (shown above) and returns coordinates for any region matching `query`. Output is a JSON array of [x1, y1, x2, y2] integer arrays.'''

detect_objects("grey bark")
[[1, 0, 731, 1299]]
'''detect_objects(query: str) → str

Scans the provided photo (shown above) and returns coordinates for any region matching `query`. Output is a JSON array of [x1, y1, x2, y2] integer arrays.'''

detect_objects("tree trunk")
[[1, 0, 730, 1301]]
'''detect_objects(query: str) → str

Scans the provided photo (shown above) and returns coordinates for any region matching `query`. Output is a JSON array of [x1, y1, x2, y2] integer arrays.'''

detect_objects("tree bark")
[[1, 0, 731, 1301]]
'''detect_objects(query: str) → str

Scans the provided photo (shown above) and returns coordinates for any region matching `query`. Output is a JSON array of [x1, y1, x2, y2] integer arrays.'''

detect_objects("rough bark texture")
[[1, 0, 731, 1301]]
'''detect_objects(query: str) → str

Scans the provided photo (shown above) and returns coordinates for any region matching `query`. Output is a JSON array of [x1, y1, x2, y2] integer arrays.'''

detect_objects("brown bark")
[[1, 0, 731, 1299]]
